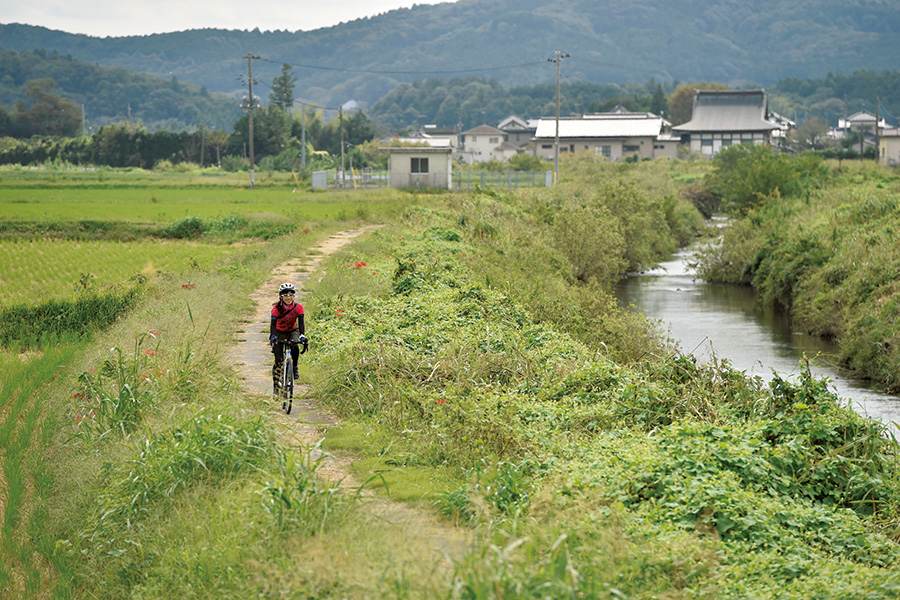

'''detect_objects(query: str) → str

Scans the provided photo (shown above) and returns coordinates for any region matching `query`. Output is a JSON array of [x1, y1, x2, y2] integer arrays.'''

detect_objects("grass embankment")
[[3, 159, 898, 598], [302, 180, 900, 598], [697, 154, 900, 391]]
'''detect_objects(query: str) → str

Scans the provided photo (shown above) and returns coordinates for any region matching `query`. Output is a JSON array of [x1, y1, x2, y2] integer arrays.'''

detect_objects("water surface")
[[617, 248, 900, 433]]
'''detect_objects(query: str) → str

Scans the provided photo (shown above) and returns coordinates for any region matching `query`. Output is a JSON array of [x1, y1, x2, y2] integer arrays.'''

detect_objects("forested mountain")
[[2, 0, 899, 112], [369, 71, 900, 133], [0, 47, 242, 131]]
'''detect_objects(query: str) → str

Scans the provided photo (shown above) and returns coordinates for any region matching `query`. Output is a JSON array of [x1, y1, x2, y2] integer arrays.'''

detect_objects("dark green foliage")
[[0, 47, 240, 132], [706, 145, 829, 214], [0, 289, 141, 348]]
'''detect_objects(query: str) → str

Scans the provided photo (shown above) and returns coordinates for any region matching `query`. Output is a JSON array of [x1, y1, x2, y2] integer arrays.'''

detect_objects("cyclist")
[[270, 282, 307, 392]]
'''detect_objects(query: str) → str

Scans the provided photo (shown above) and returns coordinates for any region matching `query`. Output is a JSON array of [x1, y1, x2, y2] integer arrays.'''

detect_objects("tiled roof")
[[673, 90, 778, 133]]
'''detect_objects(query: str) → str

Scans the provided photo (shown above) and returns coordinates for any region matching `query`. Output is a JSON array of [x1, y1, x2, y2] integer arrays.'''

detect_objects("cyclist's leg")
[[288, 330, 301, 378], [273, 331, 290, 391]]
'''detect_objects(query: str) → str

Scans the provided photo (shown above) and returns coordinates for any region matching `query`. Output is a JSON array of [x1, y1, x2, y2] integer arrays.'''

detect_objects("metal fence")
[[452, 170, 553, 190], [313, 169, 554, 190]]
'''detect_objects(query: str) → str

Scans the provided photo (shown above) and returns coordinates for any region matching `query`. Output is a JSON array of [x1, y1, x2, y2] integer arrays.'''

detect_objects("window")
[[411, 157, 429, 174], [595, 145, 611, 157], [542, 144, 553, 149], [624, 145, 640, 153], [489, 137, 499, 144]]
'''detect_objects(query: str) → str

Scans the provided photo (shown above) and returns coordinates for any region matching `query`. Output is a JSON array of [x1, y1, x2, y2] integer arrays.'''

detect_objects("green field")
[[2, 161, 898, 600], [0, 165, 407, 224], [0, 238, 240, 306]]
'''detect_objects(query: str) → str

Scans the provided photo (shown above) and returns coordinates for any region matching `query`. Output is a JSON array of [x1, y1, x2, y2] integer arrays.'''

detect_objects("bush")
[[160, 216, 206, 238], [706, 145, 829, 214]]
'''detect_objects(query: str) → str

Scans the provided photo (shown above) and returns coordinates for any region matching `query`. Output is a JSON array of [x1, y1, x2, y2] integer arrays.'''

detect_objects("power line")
[[258, 55, 545, 75]]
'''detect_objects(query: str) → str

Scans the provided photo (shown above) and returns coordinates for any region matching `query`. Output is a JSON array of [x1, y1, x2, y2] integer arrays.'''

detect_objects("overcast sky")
[[5, 0, 454, 37]]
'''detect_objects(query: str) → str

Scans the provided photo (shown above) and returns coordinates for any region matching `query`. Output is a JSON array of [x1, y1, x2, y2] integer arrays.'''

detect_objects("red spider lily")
[[371, 271, 377, 275], [182, 282, 195, 289], [437, 398, 447, 404], [72, 393, 84, 399], [75, 415, 84, 425], [140, 373, 151, 380], [156, 369, 167, 376], [336, 309, 344, 318], [148, 329, 161, 337], [303, 228, 310, 234], [143, 350, 156, 356]]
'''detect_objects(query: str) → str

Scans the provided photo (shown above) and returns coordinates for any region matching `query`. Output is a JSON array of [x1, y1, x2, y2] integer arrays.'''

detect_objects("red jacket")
[[271, 301, 304, 333]]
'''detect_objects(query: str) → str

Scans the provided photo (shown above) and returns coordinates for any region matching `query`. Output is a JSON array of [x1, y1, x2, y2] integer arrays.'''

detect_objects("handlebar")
[[274, 338, 309, 354]]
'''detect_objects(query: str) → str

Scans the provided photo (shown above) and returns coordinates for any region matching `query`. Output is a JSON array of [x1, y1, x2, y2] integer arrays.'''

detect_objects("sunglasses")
[[281, 292, 295, 296]]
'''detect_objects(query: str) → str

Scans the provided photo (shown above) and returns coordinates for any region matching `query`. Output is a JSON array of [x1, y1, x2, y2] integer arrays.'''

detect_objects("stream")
[[616, 246, 900, 435]]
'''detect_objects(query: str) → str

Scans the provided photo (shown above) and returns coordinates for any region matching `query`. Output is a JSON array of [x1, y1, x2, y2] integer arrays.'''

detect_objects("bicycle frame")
[[274, 339, 308, 414]]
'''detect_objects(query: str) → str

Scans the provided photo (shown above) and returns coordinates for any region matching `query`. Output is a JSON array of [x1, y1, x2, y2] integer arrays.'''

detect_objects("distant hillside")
[[0, 47, 242, 132], [2, 0, 899, 111]]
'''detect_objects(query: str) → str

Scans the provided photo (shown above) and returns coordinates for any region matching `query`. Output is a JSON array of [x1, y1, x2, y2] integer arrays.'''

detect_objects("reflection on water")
[[616, 247, 900, 433]]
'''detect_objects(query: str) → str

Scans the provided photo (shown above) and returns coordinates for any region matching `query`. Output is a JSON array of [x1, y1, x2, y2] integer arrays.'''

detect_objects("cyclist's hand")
[[269, 334, 277, 346], [299, 335, 308, 345]]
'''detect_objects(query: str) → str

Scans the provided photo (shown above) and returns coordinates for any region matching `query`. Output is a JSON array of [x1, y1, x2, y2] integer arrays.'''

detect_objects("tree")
[[786, 116, 831, 151], [667, 82, 729, 125], [650, 83, 668, 118], [16, 78, 81, 137], [270, 64, 297, 112]]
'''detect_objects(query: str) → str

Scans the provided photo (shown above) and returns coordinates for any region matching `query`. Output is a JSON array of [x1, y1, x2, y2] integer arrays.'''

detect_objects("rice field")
[[0, 166, 407, 224], [0, 238, 239, 307]]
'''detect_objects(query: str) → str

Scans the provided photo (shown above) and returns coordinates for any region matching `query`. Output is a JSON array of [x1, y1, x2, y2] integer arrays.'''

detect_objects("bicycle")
[[274, 337, 308, 414]]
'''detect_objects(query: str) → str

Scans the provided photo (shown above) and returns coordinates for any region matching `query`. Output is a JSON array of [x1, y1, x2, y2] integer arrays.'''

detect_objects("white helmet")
[[278, 282, 296, 295]]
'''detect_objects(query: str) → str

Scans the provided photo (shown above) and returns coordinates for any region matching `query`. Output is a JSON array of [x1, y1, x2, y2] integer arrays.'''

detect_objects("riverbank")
[[696, 153, 900, 393]]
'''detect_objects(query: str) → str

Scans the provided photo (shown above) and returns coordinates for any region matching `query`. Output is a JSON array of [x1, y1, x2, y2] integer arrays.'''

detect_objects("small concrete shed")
[[382, 146, 453, 189]]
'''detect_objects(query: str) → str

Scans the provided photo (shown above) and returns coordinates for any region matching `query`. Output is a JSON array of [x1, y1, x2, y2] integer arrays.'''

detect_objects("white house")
[[672, 90, 780, 156], [460, 124, 509, 162], [532, 110, 675, 161], [879, 128, 900, 166]]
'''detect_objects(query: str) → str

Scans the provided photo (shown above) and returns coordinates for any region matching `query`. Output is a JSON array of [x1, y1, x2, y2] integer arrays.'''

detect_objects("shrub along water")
[[697, 155, 900, 391]]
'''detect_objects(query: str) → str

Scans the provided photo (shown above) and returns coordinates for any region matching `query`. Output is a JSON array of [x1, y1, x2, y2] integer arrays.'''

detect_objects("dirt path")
[[228, 227, 471, 560]]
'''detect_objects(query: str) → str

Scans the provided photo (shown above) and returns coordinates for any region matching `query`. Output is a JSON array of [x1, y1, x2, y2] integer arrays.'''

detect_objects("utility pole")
[[548, 50, 569, 185], [876, 95, 881, 163], [339, 105, 346, 188], [244, 53, 260, 189], [301, 106, 307, 168]]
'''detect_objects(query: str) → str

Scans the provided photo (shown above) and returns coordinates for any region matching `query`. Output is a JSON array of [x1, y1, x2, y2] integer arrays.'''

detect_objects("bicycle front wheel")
[[281, 356, 293, 414]]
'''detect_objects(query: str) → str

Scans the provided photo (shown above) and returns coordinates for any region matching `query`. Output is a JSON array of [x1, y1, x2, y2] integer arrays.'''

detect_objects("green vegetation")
[[301, 164, 900, 597], [697, 150, 900, 391], [2, 160, 898, 598]]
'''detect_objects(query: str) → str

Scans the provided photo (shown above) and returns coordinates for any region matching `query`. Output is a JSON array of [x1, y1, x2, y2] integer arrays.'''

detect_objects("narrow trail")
[[228, 226, 471, 561]]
